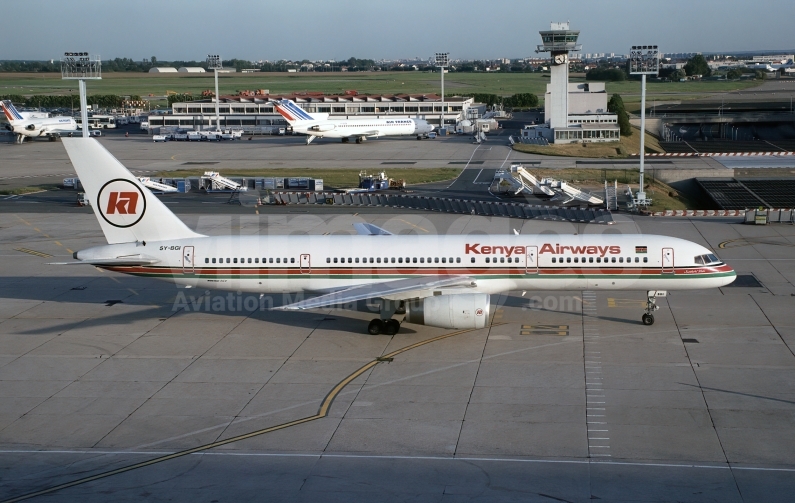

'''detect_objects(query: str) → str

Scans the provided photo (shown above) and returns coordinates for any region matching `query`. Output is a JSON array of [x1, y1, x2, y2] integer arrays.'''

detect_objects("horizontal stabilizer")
[[49, 255, 160, 266]]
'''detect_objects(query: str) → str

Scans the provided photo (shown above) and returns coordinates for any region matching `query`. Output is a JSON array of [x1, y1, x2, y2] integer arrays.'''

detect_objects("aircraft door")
[[525, 246, 538, 274], [182, 246, 195, 274], [300, 254, 311, 274], [662, 247, 674, 274]]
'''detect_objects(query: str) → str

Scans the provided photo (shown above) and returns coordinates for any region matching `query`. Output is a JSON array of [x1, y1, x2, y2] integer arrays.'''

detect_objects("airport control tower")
[[537, 22, 582, 129]]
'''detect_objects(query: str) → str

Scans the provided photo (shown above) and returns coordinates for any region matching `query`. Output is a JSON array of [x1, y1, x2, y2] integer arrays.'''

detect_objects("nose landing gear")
[[642, 290, 666, 325]]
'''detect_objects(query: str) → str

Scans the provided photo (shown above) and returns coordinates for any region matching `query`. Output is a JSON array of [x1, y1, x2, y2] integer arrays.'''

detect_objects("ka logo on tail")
[[97, 179, 146, 228]]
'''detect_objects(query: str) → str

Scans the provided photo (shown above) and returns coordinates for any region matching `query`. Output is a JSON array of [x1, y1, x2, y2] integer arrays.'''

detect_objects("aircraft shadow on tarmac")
[[0, 275, 423, 336]]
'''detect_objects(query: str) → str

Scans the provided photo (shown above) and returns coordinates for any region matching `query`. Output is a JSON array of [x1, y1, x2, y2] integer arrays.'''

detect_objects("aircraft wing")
[[353, 223, 393, 235], [276, 275, 477, 310]]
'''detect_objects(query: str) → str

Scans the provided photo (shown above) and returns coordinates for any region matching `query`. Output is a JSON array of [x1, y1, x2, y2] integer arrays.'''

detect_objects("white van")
[[140, 121, 149, 131], [187, 131, 201, 141]]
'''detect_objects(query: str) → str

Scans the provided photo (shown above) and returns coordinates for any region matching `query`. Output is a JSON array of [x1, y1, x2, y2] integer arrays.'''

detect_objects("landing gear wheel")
[[342, 137, 349, 143], [368, 319, 385, 335], [384, 319, 400, 335], [356, 137, 363, 144], [642, 313, 655, 326]]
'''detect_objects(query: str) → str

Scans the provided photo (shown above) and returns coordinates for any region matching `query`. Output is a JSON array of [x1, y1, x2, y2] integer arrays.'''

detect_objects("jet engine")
[[405, 293, 490, 329], [309, 124, 335, 132], [3, 124, 12, 132], [25, 124, 37, 131]]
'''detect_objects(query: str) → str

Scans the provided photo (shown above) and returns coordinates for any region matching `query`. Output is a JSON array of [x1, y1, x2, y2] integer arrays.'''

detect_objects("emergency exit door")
[[300, 254, 311, 273], [525, 246, 538, 274], [182, 246, 195, 273], [662, 247, 674, 274]]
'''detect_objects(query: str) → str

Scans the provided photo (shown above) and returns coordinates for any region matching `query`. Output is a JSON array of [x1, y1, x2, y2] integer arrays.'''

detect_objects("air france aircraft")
[[1, 100, 77, 143], [59, 138, 736, 334], [274, 99, 433, 145]]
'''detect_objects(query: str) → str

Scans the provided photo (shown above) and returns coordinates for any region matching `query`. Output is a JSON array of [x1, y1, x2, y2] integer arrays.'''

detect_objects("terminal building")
[[146, 93, 476, 132], [525, 22, 619, 144]]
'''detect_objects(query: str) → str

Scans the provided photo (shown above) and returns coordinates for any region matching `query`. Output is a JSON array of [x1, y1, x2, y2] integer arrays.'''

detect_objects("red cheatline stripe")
[[104, 264, 732, 276]]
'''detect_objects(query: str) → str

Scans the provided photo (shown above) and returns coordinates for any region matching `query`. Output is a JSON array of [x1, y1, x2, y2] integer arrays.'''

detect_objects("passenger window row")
[[326, 257, 463, 264], [551, 256, 648, 264], [204, 257, 295, 264]]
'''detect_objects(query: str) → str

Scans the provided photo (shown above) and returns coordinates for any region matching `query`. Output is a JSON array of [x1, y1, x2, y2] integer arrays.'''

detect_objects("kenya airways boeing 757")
[[273, 99, 433, 144], [58, 138, 736, 334]]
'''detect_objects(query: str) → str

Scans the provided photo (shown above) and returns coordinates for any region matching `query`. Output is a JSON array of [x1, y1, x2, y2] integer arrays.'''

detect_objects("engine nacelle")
[[3, 124, 12, 132], [25, 124, 37, 131], [405, 293, 490, 329], [310, 124, 335, 132]]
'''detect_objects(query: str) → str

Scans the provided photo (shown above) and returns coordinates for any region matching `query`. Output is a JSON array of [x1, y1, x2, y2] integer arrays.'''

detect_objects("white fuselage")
[[76, 233, 736, 295], [293, 118, 432, 139], [7, 116, 78, 138]]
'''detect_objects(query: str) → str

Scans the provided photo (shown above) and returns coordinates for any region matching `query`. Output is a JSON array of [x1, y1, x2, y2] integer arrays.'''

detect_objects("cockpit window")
[[695, 254, 721, 265]]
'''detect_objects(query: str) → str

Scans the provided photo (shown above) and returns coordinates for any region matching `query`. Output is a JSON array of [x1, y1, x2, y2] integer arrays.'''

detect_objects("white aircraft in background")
[[58, 138, 735, 334], [274, 99, 433, 145], [1, 100, 78, 143]]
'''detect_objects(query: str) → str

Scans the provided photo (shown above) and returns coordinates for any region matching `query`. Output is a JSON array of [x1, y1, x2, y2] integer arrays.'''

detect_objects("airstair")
[[138, 177, 178, 193], [509, 165, 556, 196], [604, 180, 618, 211], [541, 178, 604, 205], [496, 165, 604, 205], [200, 171, 247, 192]]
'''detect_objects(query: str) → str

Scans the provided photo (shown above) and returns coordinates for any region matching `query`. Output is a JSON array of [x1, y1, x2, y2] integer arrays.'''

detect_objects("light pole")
[[435, 52, 449, 132], [61, 53, 101, 138], [206, 54, 222, 132], [629, 45, 660, 207]]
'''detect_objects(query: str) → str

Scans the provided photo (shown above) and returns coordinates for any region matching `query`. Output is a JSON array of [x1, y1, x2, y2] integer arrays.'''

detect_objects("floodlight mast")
[[61, 52, 101, 138], [629, 45, 660, 207], [435, 53, 449, 131], [206, 54, 222, 132]]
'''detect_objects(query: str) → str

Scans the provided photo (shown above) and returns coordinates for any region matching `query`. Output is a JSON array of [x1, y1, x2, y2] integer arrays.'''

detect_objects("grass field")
[[154, 167, 463, 190], [0, 72, 761, 108]]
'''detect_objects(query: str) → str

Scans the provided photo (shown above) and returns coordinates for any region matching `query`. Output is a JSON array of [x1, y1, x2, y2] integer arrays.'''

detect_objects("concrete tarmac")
[[0, 207, 794, 502], [0, 129, 732, 191]]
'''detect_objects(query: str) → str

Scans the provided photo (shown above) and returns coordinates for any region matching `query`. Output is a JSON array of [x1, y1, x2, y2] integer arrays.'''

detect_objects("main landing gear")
[[368, 318, 401, 335], [642, 290, 666, 325], [367, 300, 402, 335], [355, 136, 365, 144]]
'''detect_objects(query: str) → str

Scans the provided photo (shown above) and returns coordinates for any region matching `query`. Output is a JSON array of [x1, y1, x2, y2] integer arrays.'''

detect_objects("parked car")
[[152, 135, 168, 142]]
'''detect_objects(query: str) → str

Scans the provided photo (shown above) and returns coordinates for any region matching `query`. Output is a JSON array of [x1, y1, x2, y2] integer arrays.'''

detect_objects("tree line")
[[0, 94, 141, 108], [465, 93, 539, 108]]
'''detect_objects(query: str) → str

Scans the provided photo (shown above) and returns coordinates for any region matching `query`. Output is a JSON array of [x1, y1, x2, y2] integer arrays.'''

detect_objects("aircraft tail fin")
[[273, 99, 324, 125], [1, 100, 23, 123], [61, 138, 204, 244]]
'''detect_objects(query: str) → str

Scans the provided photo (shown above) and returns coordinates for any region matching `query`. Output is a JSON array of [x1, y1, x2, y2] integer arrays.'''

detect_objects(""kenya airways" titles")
[[465, 243, 621, 257]]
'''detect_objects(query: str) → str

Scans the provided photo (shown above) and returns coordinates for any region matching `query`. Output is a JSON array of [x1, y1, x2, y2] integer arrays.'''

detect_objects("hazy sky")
[[5, 0, 794, 61]]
